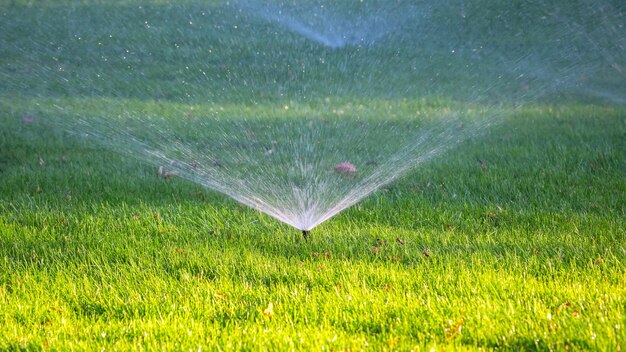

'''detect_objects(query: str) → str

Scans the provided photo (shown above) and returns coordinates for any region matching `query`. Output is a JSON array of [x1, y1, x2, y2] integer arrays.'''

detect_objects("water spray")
[[14, 0, 623, 236]]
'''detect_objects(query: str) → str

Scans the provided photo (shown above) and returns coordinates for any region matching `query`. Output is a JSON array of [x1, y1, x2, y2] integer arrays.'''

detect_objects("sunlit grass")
[[1, 0, 625, 350]]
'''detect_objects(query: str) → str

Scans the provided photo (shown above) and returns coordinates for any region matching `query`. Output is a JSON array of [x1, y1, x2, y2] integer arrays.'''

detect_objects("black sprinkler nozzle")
[[302, 230, 310, 241]]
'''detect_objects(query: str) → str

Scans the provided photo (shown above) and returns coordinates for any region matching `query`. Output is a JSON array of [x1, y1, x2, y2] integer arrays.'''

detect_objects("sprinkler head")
[[302, 230, 310, 241]]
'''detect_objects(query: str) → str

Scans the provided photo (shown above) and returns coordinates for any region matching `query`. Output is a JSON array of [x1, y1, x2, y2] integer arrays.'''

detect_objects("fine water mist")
[[55, 109, 490, 231], [233, 0, 422, 48], [2, 0, 624, 232]]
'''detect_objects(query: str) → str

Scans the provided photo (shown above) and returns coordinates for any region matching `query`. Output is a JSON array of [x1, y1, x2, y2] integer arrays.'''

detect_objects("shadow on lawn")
[[1, 1, 625, 273], [1, 105, 624, 270], [0, 196, 616, 276]]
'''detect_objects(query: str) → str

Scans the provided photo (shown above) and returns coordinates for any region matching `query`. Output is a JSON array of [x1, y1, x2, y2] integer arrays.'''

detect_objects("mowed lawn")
[[1, 0, 626, 350]]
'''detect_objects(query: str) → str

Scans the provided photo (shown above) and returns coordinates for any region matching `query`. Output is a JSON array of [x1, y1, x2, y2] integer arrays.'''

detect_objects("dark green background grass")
[[1, 0, 625, 350]]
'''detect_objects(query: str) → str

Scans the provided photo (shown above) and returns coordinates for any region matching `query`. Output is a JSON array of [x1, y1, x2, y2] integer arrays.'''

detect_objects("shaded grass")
[[1, 0, 625, 350]]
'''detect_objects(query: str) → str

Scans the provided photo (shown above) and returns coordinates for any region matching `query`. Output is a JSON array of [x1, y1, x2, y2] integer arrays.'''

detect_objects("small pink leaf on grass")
[[334, 162, 357, 175], [22, 115, 33, 124]]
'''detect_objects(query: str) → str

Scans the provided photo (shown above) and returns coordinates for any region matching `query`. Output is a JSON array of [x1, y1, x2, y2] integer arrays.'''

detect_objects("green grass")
[[1, 0, 626, 350]]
